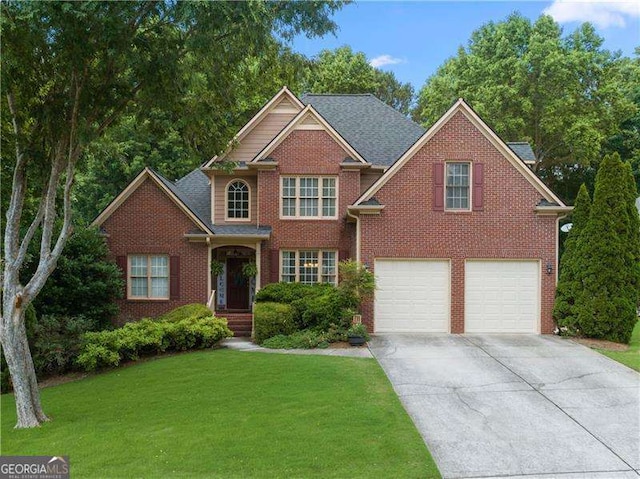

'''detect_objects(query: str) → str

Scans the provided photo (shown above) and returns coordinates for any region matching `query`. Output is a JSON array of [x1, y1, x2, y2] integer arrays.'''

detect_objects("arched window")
[[226, 180, 249, 220]]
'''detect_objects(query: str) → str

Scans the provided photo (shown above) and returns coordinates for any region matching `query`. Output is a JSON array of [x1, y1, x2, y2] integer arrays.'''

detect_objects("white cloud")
[[544, 0, 640, 28], [369, 54, 405, 68]]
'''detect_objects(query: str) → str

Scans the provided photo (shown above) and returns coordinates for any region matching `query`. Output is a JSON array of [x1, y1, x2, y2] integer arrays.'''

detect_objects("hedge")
[[76, 315, 232, 371]]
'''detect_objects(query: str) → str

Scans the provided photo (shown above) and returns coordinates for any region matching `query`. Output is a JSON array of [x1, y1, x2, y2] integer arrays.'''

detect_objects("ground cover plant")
[[1, 350, 440, 478]]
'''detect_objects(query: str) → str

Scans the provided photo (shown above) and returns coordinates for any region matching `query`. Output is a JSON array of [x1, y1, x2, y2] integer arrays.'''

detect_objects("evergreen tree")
[[574, 153, 639, 342], [622, 161, 640, 312], [553, 184, 591, 332]]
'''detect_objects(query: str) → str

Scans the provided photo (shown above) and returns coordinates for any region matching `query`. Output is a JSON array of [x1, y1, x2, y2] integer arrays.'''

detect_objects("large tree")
[[1, 0, 344, 428], [413, 13, 636, 202], [305, 46, 414, 114]]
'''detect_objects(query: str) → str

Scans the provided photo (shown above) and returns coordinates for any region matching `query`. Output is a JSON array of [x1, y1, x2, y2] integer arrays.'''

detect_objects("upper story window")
[[281, 177, 337, 219], [226, 180, 250, 220], [281, 250, 337, 285], [129, 255, 169, 299], [445, 162, 471, 211]]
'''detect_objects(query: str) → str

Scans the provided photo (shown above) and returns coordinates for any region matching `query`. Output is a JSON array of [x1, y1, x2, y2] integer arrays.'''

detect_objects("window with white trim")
[[445, 162, 470, 210], [129, 255, 169, 299], [281, 177, 337, 218], [281, 250, 337, 285], [226, 180, 249, 220]]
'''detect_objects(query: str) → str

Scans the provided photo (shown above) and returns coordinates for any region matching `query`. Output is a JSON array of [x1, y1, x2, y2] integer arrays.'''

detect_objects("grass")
[[1, 350, 440, 478], [595, 321, 640, 372]]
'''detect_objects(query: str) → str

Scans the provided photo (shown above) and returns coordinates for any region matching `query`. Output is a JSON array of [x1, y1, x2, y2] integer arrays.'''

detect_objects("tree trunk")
[[0, 306, 49, 428]]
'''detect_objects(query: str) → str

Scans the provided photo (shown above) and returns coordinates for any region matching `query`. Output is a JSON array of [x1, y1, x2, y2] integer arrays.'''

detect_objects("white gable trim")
[[91, 168, 213, 234], [203, 86, 304, 168], [253, 105, 367, 164], [355, 99, 566, 207]]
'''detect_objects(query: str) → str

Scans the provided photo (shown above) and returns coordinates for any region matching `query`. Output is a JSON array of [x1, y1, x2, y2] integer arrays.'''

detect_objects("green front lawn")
[[596, 321, 640, 372], [1, 350, 440, 478]]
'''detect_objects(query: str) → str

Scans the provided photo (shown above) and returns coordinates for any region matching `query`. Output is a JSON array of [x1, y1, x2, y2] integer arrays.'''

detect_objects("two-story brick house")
[[93, 87, 571, 336]]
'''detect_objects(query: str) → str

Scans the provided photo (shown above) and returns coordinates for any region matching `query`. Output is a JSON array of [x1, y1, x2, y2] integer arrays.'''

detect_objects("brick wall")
[[359, 111, 558, 334], [103, 178, 209, 324], [258, 130, 359, 283]]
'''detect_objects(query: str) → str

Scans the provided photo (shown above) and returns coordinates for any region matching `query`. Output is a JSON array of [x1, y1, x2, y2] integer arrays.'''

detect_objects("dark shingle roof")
[[156, 169, 272, 238], [210, 225, 271, 236], [301, 94, 425, 167], [153, 169, 212, 231], [506, 142, 536, 163]]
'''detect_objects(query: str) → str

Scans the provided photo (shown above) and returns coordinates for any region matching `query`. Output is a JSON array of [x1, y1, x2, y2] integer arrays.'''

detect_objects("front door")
[[226, 258, 249, 310]]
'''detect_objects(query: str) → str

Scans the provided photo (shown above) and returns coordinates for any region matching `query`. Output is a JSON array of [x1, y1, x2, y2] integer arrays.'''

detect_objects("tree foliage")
[[305, 46, 414, 114], [573, 153, 640, 343], [1, 0, 345, 428], [553, 184, 591, 332], [413, 13, 636, 202]]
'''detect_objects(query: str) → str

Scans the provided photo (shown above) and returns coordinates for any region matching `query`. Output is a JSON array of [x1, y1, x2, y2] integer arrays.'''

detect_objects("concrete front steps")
[[217, 312, 252, 338]]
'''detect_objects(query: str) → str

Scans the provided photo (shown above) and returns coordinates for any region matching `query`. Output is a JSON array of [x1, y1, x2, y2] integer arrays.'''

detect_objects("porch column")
[[255, 241, 261, 291]]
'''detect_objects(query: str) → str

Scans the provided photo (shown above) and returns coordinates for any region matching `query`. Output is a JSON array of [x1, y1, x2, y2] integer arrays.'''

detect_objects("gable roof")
[[302, 94, 425, 167], [92, 168, 213, 234], [203, 86, 304, 168], [253, 104, 367, 164], [354, 98, 567, 207]]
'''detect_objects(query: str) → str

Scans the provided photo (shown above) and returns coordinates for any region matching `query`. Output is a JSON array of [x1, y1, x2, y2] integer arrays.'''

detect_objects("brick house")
[[93, 87, 571, 336]]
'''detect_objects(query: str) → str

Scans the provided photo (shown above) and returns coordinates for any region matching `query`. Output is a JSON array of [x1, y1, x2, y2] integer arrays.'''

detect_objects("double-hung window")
[[280, 250, 337, 285], [281, 177, 337, 218], [445, 162, 471, 211], [129, 255, 169, 299]]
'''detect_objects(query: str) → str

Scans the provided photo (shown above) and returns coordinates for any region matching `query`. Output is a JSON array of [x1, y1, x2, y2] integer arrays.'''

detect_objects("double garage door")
[[374, 259, 539, 333]]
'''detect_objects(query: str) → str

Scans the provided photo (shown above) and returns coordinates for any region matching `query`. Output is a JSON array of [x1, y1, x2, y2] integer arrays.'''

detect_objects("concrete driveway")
[[369, 334, 640, 479]]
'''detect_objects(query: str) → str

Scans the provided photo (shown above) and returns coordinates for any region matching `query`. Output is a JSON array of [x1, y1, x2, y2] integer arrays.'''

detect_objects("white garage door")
[[374, 260, 449, 333], [465, 261, 539, 333]]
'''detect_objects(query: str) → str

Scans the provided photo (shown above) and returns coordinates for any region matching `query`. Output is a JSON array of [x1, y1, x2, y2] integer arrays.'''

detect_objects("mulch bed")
[[571, 337, 629, 351]]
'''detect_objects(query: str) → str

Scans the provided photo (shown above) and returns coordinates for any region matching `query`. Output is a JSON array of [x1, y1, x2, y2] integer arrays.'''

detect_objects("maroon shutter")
[[270, 249, 280, 283], [433, 163, 445, 211], [116, 256, 127, 296], [472, 163, 484, 211], [338, 250, 349, 262], [170, 256, 180, 300]]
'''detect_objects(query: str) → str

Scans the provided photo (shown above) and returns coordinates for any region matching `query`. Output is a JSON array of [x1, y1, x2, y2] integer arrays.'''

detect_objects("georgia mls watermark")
[[0, 456, 69, 479]]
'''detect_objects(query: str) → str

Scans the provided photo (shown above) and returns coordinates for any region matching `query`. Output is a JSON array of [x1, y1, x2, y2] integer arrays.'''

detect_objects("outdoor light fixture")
[[546, 262, 553, 275]]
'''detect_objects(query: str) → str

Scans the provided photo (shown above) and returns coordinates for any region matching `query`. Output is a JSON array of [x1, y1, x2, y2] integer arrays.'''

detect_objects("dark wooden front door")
[[226, 258, 249, 310]]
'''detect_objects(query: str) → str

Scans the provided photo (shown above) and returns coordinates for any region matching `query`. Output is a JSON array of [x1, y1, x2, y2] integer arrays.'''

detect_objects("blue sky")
[[290, 1, 639, 90]]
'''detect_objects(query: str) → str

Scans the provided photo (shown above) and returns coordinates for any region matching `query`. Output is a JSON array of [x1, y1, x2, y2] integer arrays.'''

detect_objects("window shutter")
[[270, 249, 280, 283], [472, 163, 484, 211], [433, 163, 445, 211], [116, 256, 127, 296], [170, 256, 180, 300], [339, 250, 349, 262]]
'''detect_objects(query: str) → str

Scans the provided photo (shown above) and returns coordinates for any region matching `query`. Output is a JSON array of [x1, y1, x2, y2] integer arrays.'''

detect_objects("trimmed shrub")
[[158, 303, 212, 322], [31, 314, 98, 376], [253, 302, 296, 344], [255, 282, 332, 304], [76, 316, 233, 371], [292, 288, 354, 331]]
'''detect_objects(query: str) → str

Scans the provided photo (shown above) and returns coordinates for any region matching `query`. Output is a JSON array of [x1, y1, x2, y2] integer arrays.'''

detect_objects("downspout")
[[346, 209, 361, 264], [555, 214, 568, 284]]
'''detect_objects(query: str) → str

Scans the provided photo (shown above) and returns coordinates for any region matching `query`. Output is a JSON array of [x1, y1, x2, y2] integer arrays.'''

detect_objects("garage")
[[374, 259, 450, 333], [465, 260, 540, 333]]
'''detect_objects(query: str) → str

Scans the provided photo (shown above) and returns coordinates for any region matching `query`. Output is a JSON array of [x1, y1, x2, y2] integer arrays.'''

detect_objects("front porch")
[[210, 245, 259, 337]]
